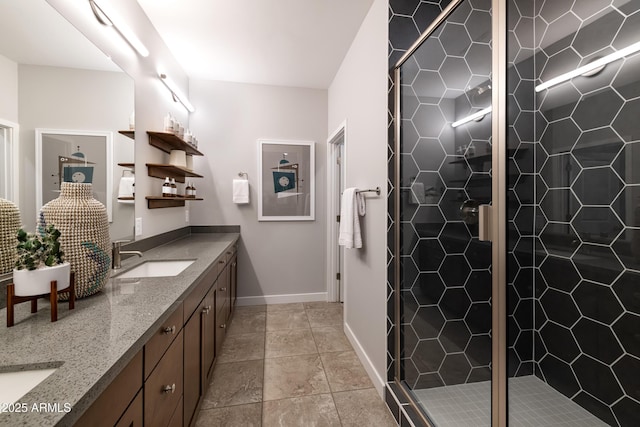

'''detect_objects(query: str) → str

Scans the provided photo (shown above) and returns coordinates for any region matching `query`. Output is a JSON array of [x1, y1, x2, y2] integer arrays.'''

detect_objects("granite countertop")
[[0, 232, 239, 426]]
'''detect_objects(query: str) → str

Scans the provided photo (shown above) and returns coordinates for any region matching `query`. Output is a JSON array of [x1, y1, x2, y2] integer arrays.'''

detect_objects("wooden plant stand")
[[6, 272, 76, 327]]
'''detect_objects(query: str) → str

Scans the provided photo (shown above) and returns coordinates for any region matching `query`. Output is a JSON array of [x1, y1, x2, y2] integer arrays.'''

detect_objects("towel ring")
[[238, 172, 249, 180]]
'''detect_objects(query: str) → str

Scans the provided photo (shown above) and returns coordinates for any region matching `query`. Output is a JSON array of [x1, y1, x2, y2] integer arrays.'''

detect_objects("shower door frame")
[[391, 0, 508, 425]]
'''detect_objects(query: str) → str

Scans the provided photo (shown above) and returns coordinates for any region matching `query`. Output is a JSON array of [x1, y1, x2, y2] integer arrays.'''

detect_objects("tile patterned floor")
[[413, 375, 607, 427], [195, 302, 397, 427]]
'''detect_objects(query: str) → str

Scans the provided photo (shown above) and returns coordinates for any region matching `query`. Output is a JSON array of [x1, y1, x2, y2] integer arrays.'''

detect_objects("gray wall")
[[17, 65, 134, 240], [188, 79, 328, 302], [0, 54, 18, 122], [328, 0, 388, 393]]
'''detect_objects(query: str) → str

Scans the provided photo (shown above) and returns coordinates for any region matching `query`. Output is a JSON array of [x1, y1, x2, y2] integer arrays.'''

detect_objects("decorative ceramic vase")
[[13, 262, 71, 296], [39, 183, 111, 299], [0, 198, 21, 275]]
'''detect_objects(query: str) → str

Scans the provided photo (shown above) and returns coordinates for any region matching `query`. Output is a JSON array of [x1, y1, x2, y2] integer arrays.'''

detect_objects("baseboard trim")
[[236, 292, 328, 306], [344, 322, 386, 397]]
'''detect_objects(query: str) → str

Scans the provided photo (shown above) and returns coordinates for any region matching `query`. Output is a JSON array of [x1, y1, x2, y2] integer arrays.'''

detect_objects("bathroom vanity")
[[0, 231, 239, 426]]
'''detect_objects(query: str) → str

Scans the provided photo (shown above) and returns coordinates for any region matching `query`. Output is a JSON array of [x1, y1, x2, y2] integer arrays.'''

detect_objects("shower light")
[[89, 0, 149, 57], [535, 40, 640, 92], [159, 73, 195, 113], [451, 107, 492, 128]]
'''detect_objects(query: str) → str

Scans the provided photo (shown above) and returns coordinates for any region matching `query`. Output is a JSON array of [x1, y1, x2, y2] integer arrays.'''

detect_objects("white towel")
[[338, 188, 366, 249], [117, 176, 135, 204], [233, 179, 250, 204]]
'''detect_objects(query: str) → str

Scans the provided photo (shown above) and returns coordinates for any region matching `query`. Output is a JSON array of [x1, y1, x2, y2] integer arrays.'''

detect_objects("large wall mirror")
[[0, 0, 135, 277]]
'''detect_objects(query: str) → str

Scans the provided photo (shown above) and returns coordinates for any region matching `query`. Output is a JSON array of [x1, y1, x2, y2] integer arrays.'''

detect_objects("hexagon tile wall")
[[388, 0, 640, 426]]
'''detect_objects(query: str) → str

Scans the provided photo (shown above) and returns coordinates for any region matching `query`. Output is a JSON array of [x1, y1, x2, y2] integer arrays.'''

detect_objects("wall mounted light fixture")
[[535, 41, 640, 92], [451, 106, 492, 128], [159, 73, 195, 113], [89, 0, 149, 57]]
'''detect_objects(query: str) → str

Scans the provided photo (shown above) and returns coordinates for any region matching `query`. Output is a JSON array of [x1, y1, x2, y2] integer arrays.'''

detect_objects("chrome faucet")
[[112, 240, 143, 269]]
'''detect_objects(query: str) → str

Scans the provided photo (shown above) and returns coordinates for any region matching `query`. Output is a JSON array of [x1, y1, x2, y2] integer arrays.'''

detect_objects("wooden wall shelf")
[[118, 130, 135, 140], [147, 131, 203, 156], [145, 196, 203, 209], [145, 164, 203, 183]]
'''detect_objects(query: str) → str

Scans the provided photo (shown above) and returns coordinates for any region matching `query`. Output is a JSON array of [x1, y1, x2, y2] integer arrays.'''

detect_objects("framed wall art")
[[258, 139, 315, 221]]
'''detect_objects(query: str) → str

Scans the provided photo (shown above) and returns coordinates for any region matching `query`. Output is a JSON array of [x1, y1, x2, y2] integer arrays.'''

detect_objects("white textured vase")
[[39, 183, 111, 299], [0, 198, 21, 275], [13, 262, 71, 296]]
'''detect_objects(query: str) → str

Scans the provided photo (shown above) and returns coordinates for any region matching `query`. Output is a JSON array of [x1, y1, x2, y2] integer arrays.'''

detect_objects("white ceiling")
[[0, 0, 373, 89], [137, 0, 374, 89], [0, 0, 120, 72]]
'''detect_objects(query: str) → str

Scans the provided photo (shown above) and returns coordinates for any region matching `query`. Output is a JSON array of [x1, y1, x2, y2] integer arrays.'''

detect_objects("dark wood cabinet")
[[76, 350, 143, 427], [145, 329, 184, 427], [74, 241, 238, 427], [115, 390, 143, 427]]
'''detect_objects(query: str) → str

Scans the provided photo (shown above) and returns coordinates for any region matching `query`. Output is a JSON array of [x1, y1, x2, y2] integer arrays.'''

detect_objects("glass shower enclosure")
[[391, 0, 640, 426]]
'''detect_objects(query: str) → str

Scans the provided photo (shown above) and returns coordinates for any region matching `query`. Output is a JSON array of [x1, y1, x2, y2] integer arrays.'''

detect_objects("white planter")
[[12, 262, 71, 297]]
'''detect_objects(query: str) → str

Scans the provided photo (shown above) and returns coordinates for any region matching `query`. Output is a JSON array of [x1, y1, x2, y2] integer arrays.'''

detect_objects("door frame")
[[0, 118, 20, 203], [391, 0, 508, 424], [326, 121, 347, 302]]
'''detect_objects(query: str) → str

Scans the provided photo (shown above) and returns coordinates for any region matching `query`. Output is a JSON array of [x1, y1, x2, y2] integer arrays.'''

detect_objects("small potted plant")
[[13, 225, 70, 296]]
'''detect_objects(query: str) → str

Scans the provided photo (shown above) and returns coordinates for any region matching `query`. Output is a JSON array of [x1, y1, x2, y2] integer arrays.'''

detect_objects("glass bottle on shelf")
[[162, 177, 171, 197], [170, 178, 177, 197]]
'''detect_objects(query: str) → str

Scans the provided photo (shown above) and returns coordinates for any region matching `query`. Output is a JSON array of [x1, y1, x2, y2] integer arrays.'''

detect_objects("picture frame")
[[36, 129, 113, 222], [258, 139, 315, 221]]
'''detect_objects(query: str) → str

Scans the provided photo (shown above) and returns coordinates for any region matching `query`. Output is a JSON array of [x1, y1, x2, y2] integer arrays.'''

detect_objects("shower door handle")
[[460, 199, 480, 224], [460, 200, 492, 241], [478, 205, 492, 242]]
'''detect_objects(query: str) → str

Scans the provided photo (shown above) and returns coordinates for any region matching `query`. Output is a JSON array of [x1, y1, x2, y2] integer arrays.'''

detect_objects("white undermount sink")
[[116, 260, 195, 279], [0, 368, 57, 404]]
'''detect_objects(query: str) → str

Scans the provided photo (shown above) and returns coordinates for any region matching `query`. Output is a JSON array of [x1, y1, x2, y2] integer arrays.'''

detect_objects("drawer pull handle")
[[226, 251, 232, 255], [162, 384, 176, 394], [220, 324, 226, 329], [202, 306, 211, 314], [219, 260, 225, 264], [220, 287, 227, 291], [163, 326, 176, 335]]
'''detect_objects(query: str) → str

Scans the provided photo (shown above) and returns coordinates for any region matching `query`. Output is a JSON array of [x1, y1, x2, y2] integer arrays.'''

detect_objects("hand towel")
[[233, 179, 250, 204], [339, 188, 366, 249], [117, 176, 135, 204]]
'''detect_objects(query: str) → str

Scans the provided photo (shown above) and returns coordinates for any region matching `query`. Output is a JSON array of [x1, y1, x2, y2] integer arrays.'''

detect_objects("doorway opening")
[[327, 122, 346, 302]]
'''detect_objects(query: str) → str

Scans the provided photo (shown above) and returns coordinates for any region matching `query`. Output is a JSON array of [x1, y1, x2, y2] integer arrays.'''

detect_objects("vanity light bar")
[[89, 0, 149, 57], [159, 73, 196, 113], [451, 106, 492, 128], [535, 40, 640, 92]]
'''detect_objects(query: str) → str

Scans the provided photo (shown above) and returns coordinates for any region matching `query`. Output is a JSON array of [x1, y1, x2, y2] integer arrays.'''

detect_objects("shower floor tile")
[[412, 375, 607, 427]]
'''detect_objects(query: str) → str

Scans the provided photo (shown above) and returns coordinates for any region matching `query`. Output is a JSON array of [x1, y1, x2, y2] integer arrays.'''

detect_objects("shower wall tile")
[[534, 1, 640, 426]]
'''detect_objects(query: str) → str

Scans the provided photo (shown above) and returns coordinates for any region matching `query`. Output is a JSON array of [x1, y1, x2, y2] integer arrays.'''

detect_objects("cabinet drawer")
[[115, 389, 142, 427], [145, 329, 184, 427], [75, 350, 143, 427], [224, 245, 236, 263], [145, 303, 183, 379]]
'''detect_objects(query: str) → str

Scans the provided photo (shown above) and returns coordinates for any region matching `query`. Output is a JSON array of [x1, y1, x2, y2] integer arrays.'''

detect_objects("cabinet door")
[[115, 390, 142, 427], [229, 254, 237, 315], [145, 329, 183, 427], [203, 286, 215, 384], [215, 302, 229, 358], [183, 301, 206, 427]]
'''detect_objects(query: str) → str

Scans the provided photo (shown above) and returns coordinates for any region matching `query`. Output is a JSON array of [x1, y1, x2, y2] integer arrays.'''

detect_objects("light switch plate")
[[185, 209, 190, 223], [135, 217, 142, 236]]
